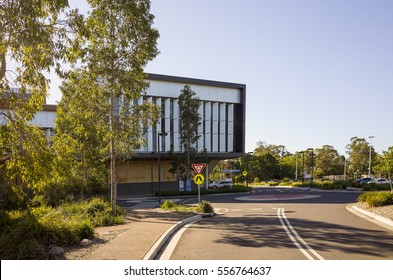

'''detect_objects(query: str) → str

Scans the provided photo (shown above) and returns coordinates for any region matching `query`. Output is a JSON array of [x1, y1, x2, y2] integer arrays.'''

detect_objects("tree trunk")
[[110, 90, 117, 214], [0, 53, 6, 79]]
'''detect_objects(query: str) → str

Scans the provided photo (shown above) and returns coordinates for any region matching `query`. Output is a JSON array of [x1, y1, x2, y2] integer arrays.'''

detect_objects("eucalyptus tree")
[[169, 85, 202, 182], [314, 145, 344, 179], [59, 0, 159, 212], [373, 147, 393, 191], [346, 137, 376, 178], [0, 0, 81, 203]]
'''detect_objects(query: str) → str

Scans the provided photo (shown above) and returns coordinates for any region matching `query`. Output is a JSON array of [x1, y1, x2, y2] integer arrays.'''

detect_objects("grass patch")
[[358, 191, 393, 207], [160, 200, 214, 213]]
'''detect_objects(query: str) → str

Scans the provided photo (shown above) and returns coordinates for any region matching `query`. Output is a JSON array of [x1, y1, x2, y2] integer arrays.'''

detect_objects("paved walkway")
[[87, 205, 195, 260]]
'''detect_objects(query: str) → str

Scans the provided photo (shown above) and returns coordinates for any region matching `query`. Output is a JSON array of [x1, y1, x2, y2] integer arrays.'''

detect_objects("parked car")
[[209, 179, 233, 189], [367, 178, 391, 185], [354, 177, 373, 184]]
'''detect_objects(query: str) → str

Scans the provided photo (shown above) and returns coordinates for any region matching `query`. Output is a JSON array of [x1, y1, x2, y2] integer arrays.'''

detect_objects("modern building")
[[1, 73, 246, 196]]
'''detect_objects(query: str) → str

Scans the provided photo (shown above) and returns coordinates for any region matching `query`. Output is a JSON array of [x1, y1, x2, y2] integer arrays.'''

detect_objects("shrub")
[[268, 181, 279, 186], [60, 197, 125, 226], [362, 184, 391, 191], [0, 197, 125, 259], [197, 200, 214, 213], [160, 199, 214, 213], [253, 177, 260, 184], [358, 191, 393, 207], [160, 199, 177, 210], [291, 182, 304, 188], [38, 177, 107, 206]]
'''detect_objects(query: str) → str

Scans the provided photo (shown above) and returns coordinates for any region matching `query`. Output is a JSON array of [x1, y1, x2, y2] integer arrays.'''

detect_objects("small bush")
[[358, 191, 393, 207], [268, 181, 279, 186], [160, 200, 214, 213], [362, 184, 391, 191], [197, 200, 214, 213], [160, 199, 177, 210]]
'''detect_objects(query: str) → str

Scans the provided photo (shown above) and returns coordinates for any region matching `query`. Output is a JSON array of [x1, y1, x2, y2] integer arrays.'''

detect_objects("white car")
[[209, 180, 233, 189], [367, 178, 391, 184]]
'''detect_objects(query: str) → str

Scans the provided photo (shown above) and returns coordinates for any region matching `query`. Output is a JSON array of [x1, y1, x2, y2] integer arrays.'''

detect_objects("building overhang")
[[130, 152, 245, 161]]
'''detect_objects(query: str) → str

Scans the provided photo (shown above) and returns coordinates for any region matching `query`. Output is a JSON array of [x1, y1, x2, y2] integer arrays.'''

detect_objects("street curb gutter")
[[143, 212, 214, 260], [348, 205, 393, 230]]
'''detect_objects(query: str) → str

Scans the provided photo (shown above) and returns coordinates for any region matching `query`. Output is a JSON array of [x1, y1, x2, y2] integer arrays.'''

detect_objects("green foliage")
[[362, 183, 392, 192], [1, 0, 72, 114], [0, 197, 125, 259], [160, 200, 198, 212], [197, 200, 214, 213], [170, 85, 202, 180], [160, 199, 214, 214], [358, 192, 393, 207], [57, 0, 160, 213], [346, 137, 376, 177], [36, 177, 107, 206], [1, 0, 82, 203], [373, 146, 393, 191], [315, 145, 344, 179], [160, 200, 177, 209], [178, 85, 201, 151]]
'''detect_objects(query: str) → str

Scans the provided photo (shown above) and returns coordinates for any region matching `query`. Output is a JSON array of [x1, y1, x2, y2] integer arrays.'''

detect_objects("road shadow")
[[193, 213, 393, 259]]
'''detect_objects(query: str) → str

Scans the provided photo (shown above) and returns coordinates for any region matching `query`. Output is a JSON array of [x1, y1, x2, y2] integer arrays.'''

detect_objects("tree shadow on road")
[[193, 213, 393, 259]]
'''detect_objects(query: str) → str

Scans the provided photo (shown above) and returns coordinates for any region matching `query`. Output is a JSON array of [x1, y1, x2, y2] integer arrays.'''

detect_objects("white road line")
[[214, 208, 229, 215], [276, 208, 325, 260], [231, 209, 242, 212], [159, 220, 198, 260], [251, 208, 262, 211]]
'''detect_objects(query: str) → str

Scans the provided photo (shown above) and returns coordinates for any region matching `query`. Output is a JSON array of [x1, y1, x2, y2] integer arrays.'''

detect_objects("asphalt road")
[[166, 187, 393, 260]]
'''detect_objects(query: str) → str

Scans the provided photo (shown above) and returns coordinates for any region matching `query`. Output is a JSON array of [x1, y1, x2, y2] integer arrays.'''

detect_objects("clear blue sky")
[[49, 0, 393, 155]]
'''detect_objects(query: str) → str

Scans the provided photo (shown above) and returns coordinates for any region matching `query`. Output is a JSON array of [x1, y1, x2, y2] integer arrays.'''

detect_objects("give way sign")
[[192, 163, 206, 175]]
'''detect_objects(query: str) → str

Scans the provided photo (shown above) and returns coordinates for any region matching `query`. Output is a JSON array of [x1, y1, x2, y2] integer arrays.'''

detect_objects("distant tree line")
[[222, 137, 393, 183]]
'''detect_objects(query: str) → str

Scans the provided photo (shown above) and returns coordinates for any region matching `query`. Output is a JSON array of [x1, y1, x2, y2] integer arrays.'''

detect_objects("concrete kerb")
[[349, 205, 393, 228], [143, 212, 214, 260]]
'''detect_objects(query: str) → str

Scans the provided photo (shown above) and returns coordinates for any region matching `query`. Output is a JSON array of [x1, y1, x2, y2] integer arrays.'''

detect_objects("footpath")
[[83, 198, 215, 260]]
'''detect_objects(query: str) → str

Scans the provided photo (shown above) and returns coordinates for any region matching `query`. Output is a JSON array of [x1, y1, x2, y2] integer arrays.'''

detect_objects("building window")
[[210, 102, 213, 152], [160, 98, 166, 151], [225, 104, 229, 152], [170, 99, 174, 152], [203, 102, 206, 150]]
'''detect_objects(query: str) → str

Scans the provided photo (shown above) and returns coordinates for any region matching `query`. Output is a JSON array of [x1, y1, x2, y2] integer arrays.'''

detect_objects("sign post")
[[193, 174, 205, 203], [242, 170, 248, 187], [192, 163, 206, 204]]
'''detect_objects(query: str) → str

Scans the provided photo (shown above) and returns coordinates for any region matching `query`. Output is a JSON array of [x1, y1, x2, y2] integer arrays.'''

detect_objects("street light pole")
[[157, 132, 168, 205], [368, 136, 374, 178], [299, 151, 305, 186], [307, 148, 314, 188], [295, 152, 298, 181]]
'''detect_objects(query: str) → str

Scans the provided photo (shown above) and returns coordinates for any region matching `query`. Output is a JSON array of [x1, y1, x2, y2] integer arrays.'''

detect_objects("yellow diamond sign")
[[193, 174, 205, 185]]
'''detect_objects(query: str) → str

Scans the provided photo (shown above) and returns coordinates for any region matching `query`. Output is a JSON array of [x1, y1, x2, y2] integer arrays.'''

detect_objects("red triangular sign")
[[192, 163, 206, 174]]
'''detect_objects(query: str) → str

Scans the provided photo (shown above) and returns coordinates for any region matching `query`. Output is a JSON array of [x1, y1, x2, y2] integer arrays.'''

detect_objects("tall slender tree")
[[63, 0, 160, 212], [170, 85, 202, 181]]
